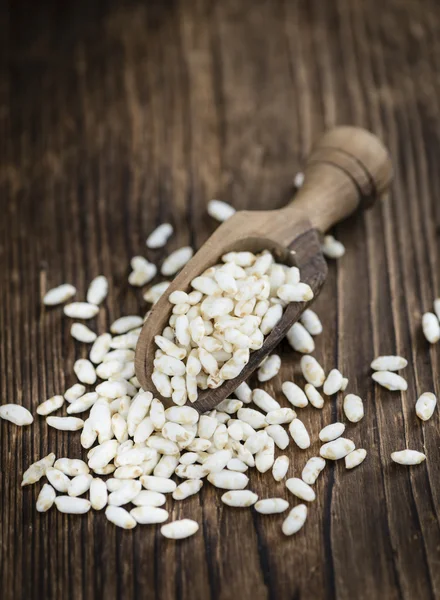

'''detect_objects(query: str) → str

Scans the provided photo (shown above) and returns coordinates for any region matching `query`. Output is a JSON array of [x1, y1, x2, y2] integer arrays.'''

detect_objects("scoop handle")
[[284, 126, 393, 232]]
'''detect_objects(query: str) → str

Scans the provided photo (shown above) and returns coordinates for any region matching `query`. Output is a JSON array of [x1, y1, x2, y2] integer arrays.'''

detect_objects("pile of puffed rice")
[[0, 193, 436, 539]]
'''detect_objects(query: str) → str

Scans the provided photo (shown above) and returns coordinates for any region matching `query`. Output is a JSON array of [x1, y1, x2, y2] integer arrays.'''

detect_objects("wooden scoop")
[[135, 126, 393, 412]]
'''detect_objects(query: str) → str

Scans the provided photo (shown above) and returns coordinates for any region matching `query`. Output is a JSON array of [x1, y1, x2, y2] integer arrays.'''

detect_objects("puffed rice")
[[71, 323, 97, 343], [391, 450, 426, 465], [372, 371, 408, 391], [64, 302, 99, 319], [146, 223, 174, 248], [322, 235, 345, 259], [371, 355, 407, 371], [161, 519, 199, 539], [0, 404, 33, 426], [36, 483, 56, 512], [286, 477, 316, 502], [343, 394, 364, 423], [345, 449, 367, 469], [43, 283, 76, 306], [282, 504, 307, 536], [302, 456, 326, 484], [272, 455, 289, 481], [207, 199, 236, 222], [37, 395, 64, 416], [415, 392, 437, 421], [320, 438, 355, 460], [422, 312, 440, 343], [87, 276, 108, 305]]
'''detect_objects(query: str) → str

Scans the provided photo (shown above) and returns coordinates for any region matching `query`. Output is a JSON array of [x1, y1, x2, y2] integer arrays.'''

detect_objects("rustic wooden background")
[[1, 0, 440, 599]]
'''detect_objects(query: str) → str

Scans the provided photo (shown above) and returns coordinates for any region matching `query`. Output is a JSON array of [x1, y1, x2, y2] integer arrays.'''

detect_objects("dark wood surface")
[[1, 1, 440, 599]]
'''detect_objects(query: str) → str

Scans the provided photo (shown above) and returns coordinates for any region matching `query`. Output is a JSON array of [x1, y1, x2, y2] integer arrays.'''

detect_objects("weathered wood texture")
[[1, 1, 439, 599]]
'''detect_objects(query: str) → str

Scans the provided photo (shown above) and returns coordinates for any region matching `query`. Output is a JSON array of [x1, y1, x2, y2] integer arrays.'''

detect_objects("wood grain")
[[1, 1, 439, 599]]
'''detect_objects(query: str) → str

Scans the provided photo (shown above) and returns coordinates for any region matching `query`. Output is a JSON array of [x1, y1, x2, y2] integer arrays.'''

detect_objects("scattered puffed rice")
[[391, 450, 426, 465], [71, 323, 97, 343], [54, 458, 89, 476], [301, 457, 326, 485], [161, 519, 199, 539], [68, 474, 93, 497], [132, 490, 166, 507], [323, 369, 343, 395], [300, 309, 322, 336], [207, 199, 236, 222], [282, 381, 308, 408], [46, 467, 70, 492], [286, 477, 316, 502], [89, 333, 112, 364], [266, 408, 296, 426], [161, 246, 194, 276], [108, 480, 142, 506], [272, 455, 289, 481], [343, 394, 364, 423], [36, 395, 64, 416], [105, 505, 136, 529], [43, 284, 76, 306], [146, 223, 174, 249], [73, 359, 97, 385], [422, 312, 440, 344], [289, 419, 310, 449], [46, 416, 84, 431], [300, 355, 325, 387], [140, 475, 177, 493], [255, 498, 289, 514], [221, 490, 258, 507], [173, 479, 203, 500], [55, 496, 91, 514], [129, 262, 157, 286], [320, 438, 355, 460], [207, 470, 249, 490], [64, 302, 99, 319], [266, 425, 289, 450], [237, 408, 267, 429], [111, 315, 143, 334], [131, 506, 169, 524], [26, 219, 431, 547], [415, 392, 437, 421], [304, 384, 324, 409], [36, 483, 56, 512], [345, 449, 367, 469], [234, 382, 252, 404], [22, 453, 56, 486], [319, 422, 345, 442], [322, 235, 345, 259], [252, 389, 280, 413], [282, 504, 307, 536], [64, 383, 86, 403], [372, 371, 408, 391], [143, 281, 170, 304], [340, 377, 349, 391], [257, 355, 281, 382], [287, 322, 315, 353], [87, 276, 108, 305], [371, 355, 407, 371], [0, 404, 33, 426], [90, 478, 108, 510], [227, 458, 248, 473]]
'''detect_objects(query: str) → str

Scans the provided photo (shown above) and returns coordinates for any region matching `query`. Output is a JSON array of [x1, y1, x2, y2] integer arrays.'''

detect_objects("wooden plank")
[[1, 0, 440, 599]]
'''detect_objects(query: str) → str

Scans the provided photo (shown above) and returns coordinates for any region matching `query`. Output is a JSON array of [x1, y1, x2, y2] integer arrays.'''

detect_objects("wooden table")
[[1, 1, 439, 598]]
